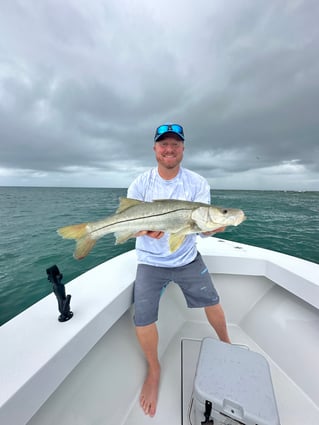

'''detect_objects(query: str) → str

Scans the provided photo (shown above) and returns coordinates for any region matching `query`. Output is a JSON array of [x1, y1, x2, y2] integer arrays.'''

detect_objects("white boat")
[[1, 237, 319, 425]]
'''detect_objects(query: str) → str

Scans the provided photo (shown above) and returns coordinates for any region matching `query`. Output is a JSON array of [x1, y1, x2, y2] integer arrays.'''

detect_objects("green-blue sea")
[[0, 187, 318, 326]]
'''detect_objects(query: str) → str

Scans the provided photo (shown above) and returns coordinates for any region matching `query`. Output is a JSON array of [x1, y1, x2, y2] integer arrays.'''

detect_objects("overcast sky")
[[0, 0, 318, 190]]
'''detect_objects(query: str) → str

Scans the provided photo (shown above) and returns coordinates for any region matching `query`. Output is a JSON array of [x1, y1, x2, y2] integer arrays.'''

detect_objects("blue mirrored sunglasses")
[[155, 124, 184, 140]]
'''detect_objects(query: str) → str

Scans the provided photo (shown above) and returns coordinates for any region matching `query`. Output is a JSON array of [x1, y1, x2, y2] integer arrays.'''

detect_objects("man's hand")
[[135, 230, 165, 239], [135, 227, 225, 239], [202, 226, 226, 236]]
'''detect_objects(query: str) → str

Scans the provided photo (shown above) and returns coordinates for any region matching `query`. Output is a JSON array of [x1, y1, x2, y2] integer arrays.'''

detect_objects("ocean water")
[[0, 187, 318, 326]]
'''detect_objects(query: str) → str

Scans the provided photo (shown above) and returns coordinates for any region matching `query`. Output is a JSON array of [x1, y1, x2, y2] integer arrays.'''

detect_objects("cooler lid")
[[194, 338, 280, 425]]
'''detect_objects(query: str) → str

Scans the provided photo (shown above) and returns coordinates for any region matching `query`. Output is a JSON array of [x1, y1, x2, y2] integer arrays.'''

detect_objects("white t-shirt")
[[127, 167, 211, 267]]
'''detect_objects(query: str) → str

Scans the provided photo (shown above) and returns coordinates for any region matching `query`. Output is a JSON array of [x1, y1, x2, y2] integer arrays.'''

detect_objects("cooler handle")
[[223, 398, 244, 420]]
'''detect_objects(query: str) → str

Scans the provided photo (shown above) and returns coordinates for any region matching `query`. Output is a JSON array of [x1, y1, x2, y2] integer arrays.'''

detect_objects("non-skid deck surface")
[[123, 322, 319, 425]]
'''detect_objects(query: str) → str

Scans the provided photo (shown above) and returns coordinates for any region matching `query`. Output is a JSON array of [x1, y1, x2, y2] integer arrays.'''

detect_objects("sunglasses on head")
[[155, 124, 184, 140]]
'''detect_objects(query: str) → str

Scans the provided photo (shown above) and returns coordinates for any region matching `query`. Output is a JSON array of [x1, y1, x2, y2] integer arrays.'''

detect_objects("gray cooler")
[[193, 338, 280, 425]]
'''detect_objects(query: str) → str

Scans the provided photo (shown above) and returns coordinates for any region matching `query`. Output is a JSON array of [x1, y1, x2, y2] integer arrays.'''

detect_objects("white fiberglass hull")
[[1, 238, 318, 425]]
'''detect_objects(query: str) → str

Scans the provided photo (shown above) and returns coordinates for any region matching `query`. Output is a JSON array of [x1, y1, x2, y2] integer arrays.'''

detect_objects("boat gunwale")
[[0, 238, 318, 425]]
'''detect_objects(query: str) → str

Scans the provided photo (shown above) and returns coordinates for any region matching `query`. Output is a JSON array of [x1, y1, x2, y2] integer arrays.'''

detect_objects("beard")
[[156, 154, 183, 170]]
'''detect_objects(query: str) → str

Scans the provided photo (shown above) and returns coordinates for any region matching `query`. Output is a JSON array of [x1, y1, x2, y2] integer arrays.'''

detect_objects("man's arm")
[[201, 227, 226, 236], [135, 230, 164, 239]]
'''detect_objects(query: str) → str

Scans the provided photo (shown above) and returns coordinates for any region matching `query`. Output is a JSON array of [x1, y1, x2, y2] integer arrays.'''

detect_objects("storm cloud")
[[0, 0, 318, 190]]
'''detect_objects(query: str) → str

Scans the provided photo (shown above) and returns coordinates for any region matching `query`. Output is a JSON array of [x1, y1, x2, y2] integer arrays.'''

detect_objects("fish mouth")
[[234, 213, 246, 226], [223, 211, 246, 226]]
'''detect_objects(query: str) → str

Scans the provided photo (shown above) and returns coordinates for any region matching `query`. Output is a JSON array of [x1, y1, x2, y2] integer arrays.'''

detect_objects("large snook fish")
[[57, 198, 246, 259]]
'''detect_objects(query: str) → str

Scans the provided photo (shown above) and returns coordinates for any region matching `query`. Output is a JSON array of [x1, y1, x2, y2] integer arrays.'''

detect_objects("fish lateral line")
[[88, 207, 197, 236]]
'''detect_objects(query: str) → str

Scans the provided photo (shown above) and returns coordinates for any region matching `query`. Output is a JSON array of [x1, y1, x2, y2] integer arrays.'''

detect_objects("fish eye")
[[222, 209, 228, 214]]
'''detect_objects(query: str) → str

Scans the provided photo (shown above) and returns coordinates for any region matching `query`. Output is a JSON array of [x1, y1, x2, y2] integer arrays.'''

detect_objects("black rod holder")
[[46, 265, 73, 322]]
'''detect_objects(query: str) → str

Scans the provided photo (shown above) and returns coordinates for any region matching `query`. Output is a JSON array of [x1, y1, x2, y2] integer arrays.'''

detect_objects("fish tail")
[[57, 223, 96, 260], [73, 237, 97, 260], [57, 223, 89, 239]]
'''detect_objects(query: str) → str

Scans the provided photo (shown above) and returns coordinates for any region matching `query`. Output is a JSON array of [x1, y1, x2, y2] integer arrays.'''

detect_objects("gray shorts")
[[133, 252, 220, 326]]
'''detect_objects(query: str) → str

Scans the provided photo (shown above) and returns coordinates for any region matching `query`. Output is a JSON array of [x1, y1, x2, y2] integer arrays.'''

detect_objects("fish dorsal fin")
[[152, 199, 187, 204], [116, 197, 142, 213], [152, 199, 178, 202]]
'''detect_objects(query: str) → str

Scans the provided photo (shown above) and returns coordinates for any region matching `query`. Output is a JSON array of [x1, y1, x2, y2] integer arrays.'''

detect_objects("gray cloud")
[[0, 0, 318, 190]]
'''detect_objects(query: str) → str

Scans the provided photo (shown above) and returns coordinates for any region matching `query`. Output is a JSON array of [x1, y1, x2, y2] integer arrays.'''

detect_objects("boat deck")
[[24, 269, 319, 425], [2, 241, 317, 425], [124, 321, 319, 425]]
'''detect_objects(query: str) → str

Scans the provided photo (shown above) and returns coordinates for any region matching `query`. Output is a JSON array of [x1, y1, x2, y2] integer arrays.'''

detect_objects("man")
[[127, 123, 230, 417]]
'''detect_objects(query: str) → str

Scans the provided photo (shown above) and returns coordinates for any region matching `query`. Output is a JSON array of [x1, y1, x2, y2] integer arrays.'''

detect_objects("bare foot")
[[139, 366, 160, 416]]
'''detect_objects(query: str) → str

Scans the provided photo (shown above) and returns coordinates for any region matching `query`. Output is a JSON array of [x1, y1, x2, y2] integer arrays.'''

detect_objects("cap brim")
[[154, 131, 184, 142]]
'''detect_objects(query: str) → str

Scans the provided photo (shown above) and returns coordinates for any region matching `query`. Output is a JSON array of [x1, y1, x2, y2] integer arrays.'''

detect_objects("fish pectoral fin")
[[115, 231, 137, 245], [169, 233, 186, 252], [116, 197, 143, 213], [169, 226, 192, 252]]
